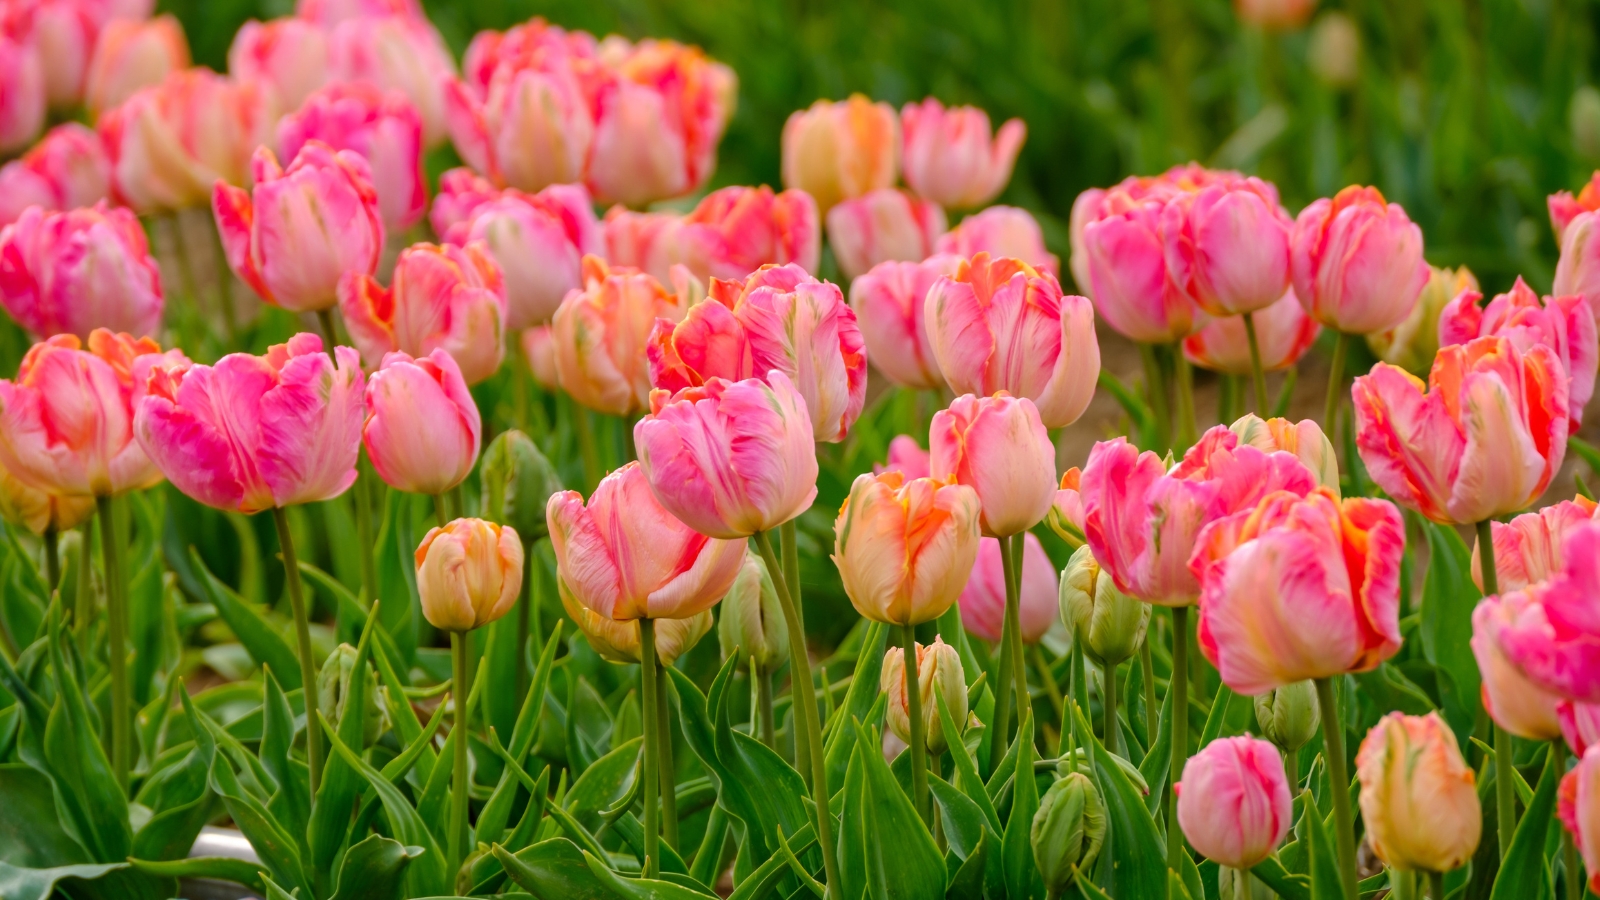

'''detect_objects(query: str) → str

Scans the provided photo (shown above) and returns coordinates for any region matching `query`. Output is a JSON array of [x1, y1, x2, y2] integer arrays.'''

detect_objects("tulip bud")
[[317, 643, 385, 747], [881, 636, 967, 754], [717, 552, 788, 672], [1252, 681, 1320, 753], [560, 577, 712, 666], [362, 350, 481, 495], [1308, 13, 1360, 88], [1356, 712, 1481, 872], [479, 430, 561, 541], [1060, 545, 1150, 668], [416, 517, 523, 633], [1176, 736, 1293, 868], [1046, 468, 1085, 547], [1031, 772, 1107, 894]]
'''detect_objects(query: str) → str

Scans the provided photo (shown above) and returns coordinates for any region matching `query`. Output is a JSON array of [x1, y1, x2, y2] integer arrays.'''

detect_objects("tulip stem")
[[1168, 607, 1190, 877], [516, 542, 537, 702], [1557, 740, 1581, 900], [755, 529, 841, 898], [781, 520, 810, 784], [432, 493, 450, 529], [448, 630, 471, 879], [1174, 350, 1197, 449], [1139, 343, 1172, 453], [354, 454, 377, 604], [1032, 644, 1065, 736], [1243, 312, 1270, 415], [75, 515, 93, 650], [1428, 871, 1444, 900], [1139, 638, 1158, 751], [271, 506, 323, 796], [640, 618, 661, 878], [1322, 331, 1347, 436], [1314, 676, 1357, 900], [1101, 658, 1119, 756], [574, 407, 601, 493], [756, 662, 776, 749], [989, 535, 1022, 776], [97, 496, 129, 792], [1008, 534, 1030, 724], [1478, 517, 1516, 860], [657, 665, 678, 849], [43, 524, 58, 594], [316, 309, 340, 361], [900, 623, 930, 823]]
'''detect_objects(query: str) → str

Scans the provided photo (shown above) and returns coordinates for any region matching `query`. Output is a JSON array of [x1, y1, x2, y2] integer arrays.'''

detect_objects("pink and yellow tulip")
[[549, 255, 689, 415], [1438, 278, 1596, 427], [416, 517, 523, 632], [1356, 712, 1482, 873], [833, 471, 981, 626], [1290, 185, 1429, 335], [781, 94, 898, 213]]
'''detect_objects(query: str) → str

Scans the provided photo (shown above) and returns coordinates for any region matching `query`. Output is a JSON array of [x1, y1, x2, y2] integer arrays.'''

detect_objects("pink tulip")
[[416, 517, 522, 632], [1353, 336, 1569, 525], [1492, 523, 1600, 703], [633, 372, 818, 540], [135, 333, 362, 513], [1560, 701, 1600, 757], [278, 83, 426, 232], [1081, 426, 1317, 606], [1561, 746, 1600, 894], [227, 17, 330, 114], [635, 185, 822, 285], [874, 434, 931, 480], [900, 99, 1025, 209], [2, 0, 96, 108], [0, 455, 91, 535], [458, 18, 596, 99], [441, 61, 591, 194], [0, 330, 184, 498], [833, 471, 982, 627], [548, 460, 746, 621], [1175, 736, 1292, 869], [1047, 467, 1086, 546], [362, 349, 480, 495], [925, 253, 1099, 429], [0, 202, 163, 340], [958, 532, 1058, 644], [214, 141, 384, 314], [1162, 178, 1293, 317], [1079, 194, 1200, 343], [1227, 413, 1341, 494], [549, 255, 690, 416], [849, 254, 959, 390], [1439, 278, 1597, 427], [1290, 185, 1429, 334], [1554, 210, 1600, 331], [428, 167, 501, 237], [326, 14, 456, 146], [440, 182, 603, 330], [1183, 287, 1320, 375], [0, 32, 44, 154], [1070, 164, 1241, 297], [99, 69, 276, 214], [935, 205, 1059, 277], [83, 15, 188, 118], [1472, 497, 1600, 592], [1472, 589, 1563, 740], [0, 122, 110, 227], [1357, 712, 1482, 873], [647, 263, 867, 442], [520, 324, 558, 389], [1549, 173, 1600, 245], [339, 241, 508, 386], [826, 188, 946, 282], [929, 392, 1056, 538], [295, 0, 424, 24], [1234, 0, 1317, 30], [781, 94, 898, 214], [602, 206, 681, 282]]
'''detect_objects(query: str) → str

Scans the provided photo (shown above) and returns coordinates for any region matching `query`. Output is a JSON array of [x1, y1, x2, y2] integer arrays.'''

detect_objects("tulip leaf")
[[478, 623, 563, 845], [1096, 370, 1157, 446], [373, 488, 420, 663], [1419, 521, 1482, 741], [1138, 674, 1175, 816], [930, 774, 991, 862], [127, 856, 266, 893], [328, 833, 424, 900], [1299, 789, 1344, 900], [1002, 712, 1043, 900], [580, 848, 718, 899], [258, 667, 310, 847], [0, 763, 89, 867], [190, 548, 300, 689], [1489, 744, 1558, 900], [309, 604, 380, 887], [129, 745, 214, 862], [937, 685, 1001, 833], [1198, 684, 1234, 745], [492, 838, 616, 900], [1249, 855, 1311, 900], [823, 621, 889, 789], [1071, 702, 1166, 900], [945, 827, 990, 900], [565, 736, 642, 829], [0, 861, 171, 900], [838, 718, 946, 900]]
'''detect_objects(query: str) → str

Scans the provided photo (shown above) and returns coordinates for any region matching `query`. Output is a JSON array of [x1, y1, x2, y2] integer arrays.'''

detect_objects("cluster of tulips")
[[0, 2, 1598, 900]]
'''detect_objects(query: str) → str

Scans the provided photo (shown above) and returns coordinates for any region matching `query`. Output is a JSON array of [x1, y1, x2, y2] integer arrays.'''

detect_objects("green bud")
[[717, 552, 788, 671], [1059, 545, 1150, 668], [1031, 771, 1106, 894], [1575, 86, 1600, 160], [1253, 680, 1319, 753], [317, 643, 386, 748], [479, 429, 561, 540], [1055, 749, 1147, 795]]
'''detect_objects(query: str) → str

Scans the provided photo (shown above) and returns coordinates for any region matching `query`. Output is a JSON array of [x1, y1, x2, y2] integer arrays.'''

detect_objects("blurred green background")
[[158, 0, 1600, 298]]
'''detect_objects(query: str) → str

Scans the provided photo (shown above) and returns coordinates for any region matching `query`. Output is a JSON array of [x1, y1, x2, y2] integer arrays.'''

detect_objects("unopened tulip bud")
[[560, 578, 712, 666], [717, 552, 788, 672], [1046, 468, 1085, 547], [416, 517, 523, 632], [479, 429, 561, 541], [1032, 772, 1107, 894], [1253, 681, 1320, 753], [1060, 545, 1150, 668], [1176, 736, 1293, 869], [1356, 712, 1481, 873], [317, 643, 385, 747], [881, 637, 966, 754]]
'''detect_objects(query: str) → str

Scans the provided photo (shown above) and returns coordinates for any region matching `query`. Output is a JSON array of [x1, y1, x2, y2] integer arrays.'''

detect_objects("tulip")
[[295, 0, 425, 24], [0, 33, 44, 154], [1439, 278, 1597, 427], [825, 188, 946, 282], [874, 434, 932, 480], [1079, 194, 1200, 344], [457, 18, 596, 99], [561, 580, 713, 666], [959, 533, 1058, 644], [717, 551, 788, 671], [441, 63, 591, 194], [83, 16, 189, 118], [416, 517, 523, 632], [216, 142, 385, 315], [644, 185, 823, 285], [781, 94, 898, 213], [520, 324, 558, 389], [0, 202, 163, 340], [340, 241, 508, 386], [0, 122, 110, 228], [479, 429, 561, 541], [1366, 265, 1478, 375], [647, 263, 867, 442], [1554, 209, 1600, 329], [1162, 178, 1292, 317], [1560, 746, 1600, 894], [1033, 772, 1107, 895], [0, 456, 91, 536], [635, 372, 818, 540], [1070, 165, 1234, 296], [602, 207, 681, 280], [925, 253, 1099, 428], [317, 643, 385, 747], [326, 14, 456, 146], [362, 350, 480, 496], [441, 183, 604, 330], [1175, 736, 1292, 869], [1059, 545, 1150, 666], [833, 471, 982, 627], [1550, 172, 1600, 245], [227, 17, 330, 114], [429, 167, 501, 237], [99, 69, 276, 214], [1046, 467, 1085, 546], [1471, 590, 1563, 741], [1472, 497, 1600, 592], [881, 636, 967, 753], [849, 255, 959, 390], [1290, 185, 1429, 335], [1183, 287, 1319, 378], [929, 392, 1056, 539], [1352, 336, 1569, 525], [935, 205, 1060, 277], [4, 0, 95, 109], [278, 83, 426, 233], [550, 255, 689, 416], [1356, 712, 1481, 873], [1235, 0, 1317, 30], [900, 99, 1025, 209], [1561, 701, 1600, 758], [1253, 681, 1320, 754], [1491, 523, 1600, 703], [1227, 413, 1340, 494]]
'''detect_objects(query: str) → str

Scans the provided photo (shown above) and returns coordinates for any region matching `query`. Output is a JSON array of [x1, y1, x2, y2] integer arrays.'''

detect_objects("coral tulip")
[[0, 202, 163, 340], [833, 471, 981, 627], [1183, 287, 1319, 375], [0, 122, 110, 228], [850, 254, 959, 390], [1550, 172, 1600, 245], [550, 255, 690, 415], [882, 637, 968, 753], [1047, 467, 1085, 546], [900, 98, 1025, 209], [416, 517, 523, 632], [278, 83, 426, 233], [363, 350, 481, 495], [1175, 736, 1293, 869], [929, 392, 1057, 538], [935, 205, 1059, 277], [1290, 185, 1429, 335], [1471, 590, 1563, 740], [456, 17, 595, 98], [781, 94, 898, 213], [1491, 523, 1600, 703], [0, 33, 44, 155], [83, 15, 188, 118], [326, 14, 455, 146], [1439, 278, 1597, 427], [1554, 209, 1600, 330], [1367, 265, 1478, 376], [1356, 712, 1482, 873], [1162, 177, 1293, 317], [1227, 413, 1340, 494], [825, 188, 946, 282], [959, 532, 1057, 644], [875, 434, 931, 480], [561, 579, 711, 666], [1472, 496, 1600, 592], [619, 185, 821, 285], [227, 17, 330, 114]]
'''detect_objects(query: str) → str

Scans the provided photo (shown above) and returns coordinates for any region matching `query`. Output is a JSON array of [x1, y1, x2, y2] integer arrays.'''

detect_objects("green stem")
[[272, 507, 323, 795], [1139, 343, 1172, 453], [1174, 349, 1197, 449], [354, 455, 377, 604], [1428, 870, 1444, 900], [1168, 606, 1191, 876], [448, 631, 471, 878], [755, 530, 841, 897], [433, 493, 450, 529], [757, 662, 776, 749], [1243, 311, 1270, 415], [780, 520, 809, 786], [1102, 658, 1119, 756], [316, 309, 340, 362], [988, 535, 1020, 775], [516, 542, 536, 703], [1008, 534, 1030, 728], [43, 524, 58, 594], [1139, 637, 1158, 751], [1315, 677, 1357, 900], [640, 618, 661, 878], [1478, 517, 1516, 860], [97, 495, 129, 791], [1390, 868, 1415, 900], [575, 407, 601, 493], [1323, 331, 1348, 435], [1032, 644, 1065, 736], [657, 661, 678, 850], [901, 623, 929, 823], [1285, 747, 1299, 791], [75, 515, 93, 650]]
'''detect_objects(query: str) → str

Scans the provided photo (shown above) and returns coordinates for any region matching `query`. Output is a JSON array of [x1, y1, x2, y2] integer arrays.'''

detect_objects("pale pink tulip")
[[0, 32, 44, 154], [834, 471, 981, 626], [1553, 210, 1600, 331], [549, 255, 690, 416], [1472, 590, 1564, 740], [278, 82, 426, 232], [0, 122, 110, 227], [1162, 178, 1293, 317], [0, 202, 163, 339], [441, 62, 590, 193], [227, 17, 330, 114], [900, 99, 1025, 209], [1175, 736, 1292, 869], [1561, 745, 1600, 894], [1183, 287, 1319, 375], [874, 434, 931, 480], [1439, 278, 1597, 427], [416, 517, 522, 632], [83, 15, 188, 117], [1472, 497, 1600, 592], [1357, 712, 1482, 873], [958, 532, 1057, 644], [935, 205, 1059, 276], [930, 392, 1056, 538], [781, 94, 898, 213], [1, 0, 95, 108], [1492, 523, 1600, 703], [826, 188, 946, 281], [363, 349, 480, 495], [1290, 185, 1429, 334], [326, 14, 456, 146], [850, 254, 959, 389], [428, 167, 500, 237]]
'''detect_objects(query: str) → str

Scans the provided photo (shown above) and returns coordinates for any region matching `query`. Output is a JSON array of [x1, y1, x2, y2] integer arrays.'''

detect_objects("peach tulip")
[[850, 254, 959, 389], [935, 205, 1059, 277], [925, 253, 1099, 428], [1353, 335, 1569, 525], [874, 434, 931, 480], [84, 15, 188, 118], [833, 471, 981, 627], [1471, 590, 1563, 740], [0, 202, 163, 340], [215, 142, 384, 314], [1550, 172, 1600, 245], [227, 17, 330, 114], [1367, 264, 1479, 376], [900, 99, 1025, 209], [826, 188, 946, 282], [549, 255, 689, 416], [1162, 178, 1292, 317], [781, 94, 898, 213], [134, 333, 363, 513], [634, 372, 818, 540], [0, 122, 111, 227], [929, 392, 1056, 538], [1227, 413, 1340, 494], [339, 241, 507, 386], [1561, 746, 1600, 893], [0, 330, 184, 498], [1357, 712, 1482, 873], [882, 637, 968, 753], [363, 350, 480, 495], [561, 578, 712, 666], [1491, 523, 1600, 703], [441, 61, 591, 193], [1191, 487, 1404, 694], [0, 456, 91, 535], [1290, 185, 1429, 334], [629, 185, 821, 285], [416, 517, 522, 632], [1175, 736, 1292, 869], [1183, 287, 1319, 376], [547, 460, 746, 621], [278, 83, 426, 233], [958, 532, 1057, 644], [0, 33, 43, 154], [1, 0, 95, 109], [1439, 278, 1597, 427], [1472, 496, 1600, 592], [326, 14, 455, 146]]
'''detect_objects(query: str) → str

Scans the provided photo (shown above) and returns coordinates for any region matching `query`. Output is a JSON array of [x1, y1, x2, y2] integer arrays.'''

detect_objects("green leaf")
[[1002, 713, 1043, 900], [43, 612, 130, 862], [329, 833, 424, 900], [0, 763, 88, 868], [823, 620, 889, 790], [258, 667, 311, 848], [1419, 521, 1483, 739], [945, 827, 990, 900], [566, 736, 642, 829], [1250, 855, 1312, 900], [374, 489, 420, 663], [1300, 790, 1344, 900], [1198, 684, 1234, 745], [492, 839, 617, 900], [127, 856, 265, 894], [129, 746, 214, 861], [936, 683, 1000, 834], [190, 548, 299, 688], [838, 718, 946, 900], [1071, 703, 1166, 900], [0, 861, 168, 900], [929, 775, 990, 862], [1138, 677, 1175, 817], [1489, 744, 1558, 900], [579, 848, 718, 899], [478, 623, 563, 844]]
